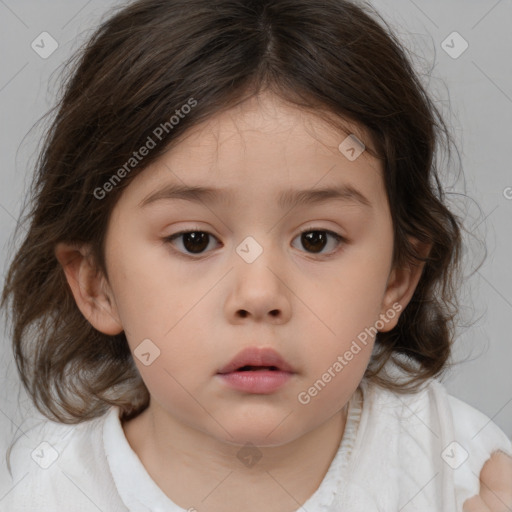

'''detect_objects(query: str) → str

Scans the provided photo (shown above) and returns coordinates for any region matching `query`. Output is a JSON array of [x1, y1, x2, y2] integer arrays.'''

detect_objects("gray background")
[[1, 0, 511, 490]]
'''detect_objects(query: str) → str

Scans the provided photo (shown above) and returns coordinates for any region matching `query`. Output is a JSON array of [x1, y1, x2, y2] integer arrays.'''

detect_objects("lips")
[[216, 347, 295, 394], [217, 347, 295, 375]]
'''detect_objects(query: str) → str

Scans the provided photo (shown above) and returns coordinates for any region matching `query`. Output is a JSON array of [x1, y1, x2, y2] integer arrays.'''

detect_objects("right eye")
[[164, 230, 221, 256]]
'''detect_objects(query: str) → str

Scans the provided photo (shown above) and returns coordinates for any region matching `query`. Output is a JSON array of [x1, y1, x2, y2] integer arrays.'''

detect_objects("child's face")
[[101, 92, 407, 446]]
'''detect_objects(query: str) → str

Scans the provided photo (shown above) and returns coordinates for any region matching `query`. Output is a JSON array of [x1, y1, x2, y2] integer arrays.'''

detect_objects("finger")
[[479, 451, 512, 510], [463, 495, 492, 512]]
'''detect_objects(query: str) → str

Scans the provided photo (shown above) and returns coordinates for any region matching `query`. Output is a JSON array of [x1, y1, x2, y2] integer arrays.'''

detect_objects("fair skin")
[[56, 92, 511, 511]]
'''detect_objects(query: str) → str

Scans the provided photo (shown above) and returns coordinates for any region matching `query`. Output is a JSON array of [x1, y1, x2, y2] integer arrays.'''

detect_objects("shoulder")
[[2, 407, 126, 511], [446, 392, 512, 457], [356, 375, 512, 509], [362, 365, 511, 447], [362, 376, 512, 458], [6, 410, 105, 480], [444, 390, 512, 505]]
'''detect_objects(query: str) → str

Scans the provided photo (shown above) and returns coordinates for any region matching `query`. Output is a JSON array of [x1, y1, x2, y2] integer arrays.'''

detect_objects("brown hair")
[[1, 0, 462, 426]]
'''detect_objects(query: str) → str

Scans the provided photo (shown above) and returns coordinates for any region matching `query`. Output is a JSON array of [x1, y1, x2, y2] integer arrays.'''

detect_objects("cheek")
[[134, 360, 206, 421], [109, 251, 216, 367], [107, 245, 193, 336], [296, 338, 371, 420], [322, 253, 391, 327], [298, 243, 392, 379]]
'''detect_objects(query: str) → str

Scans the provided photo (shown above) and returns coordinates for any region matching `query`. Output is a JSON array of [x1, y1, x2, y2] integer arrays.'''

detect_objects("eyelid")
[[164, 225, 221, 245], [297, 225, 346, 240]]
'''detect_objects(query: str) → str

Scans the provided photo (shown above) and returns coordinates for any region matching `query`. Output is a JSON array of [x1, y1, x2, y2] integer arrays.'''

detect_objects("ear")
[[379, 239, 431, 332], [54, 242, 123, 335]]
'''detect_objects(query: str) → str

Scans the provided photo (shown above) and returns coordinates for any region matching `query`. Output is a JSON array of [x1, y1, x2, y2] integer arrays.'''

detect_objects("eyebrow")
[[139, 183, 372, 209]]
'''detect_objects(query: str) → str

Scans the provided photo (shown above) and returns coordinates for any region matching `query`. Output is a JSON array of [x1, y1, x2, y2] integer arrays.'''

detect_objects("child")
[[1, 0, 511, 510]]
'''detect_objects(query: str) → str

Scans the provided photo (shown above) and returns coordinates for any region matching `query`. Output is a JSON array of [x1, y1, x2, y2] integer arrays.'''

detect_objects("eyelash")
[[163, 226, 346, 259]]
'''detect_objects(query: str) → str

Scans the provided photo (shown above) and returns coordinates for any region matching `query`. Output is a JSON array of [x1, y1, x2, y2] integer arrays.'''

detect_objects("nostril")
[[236, 309, 280, 318]]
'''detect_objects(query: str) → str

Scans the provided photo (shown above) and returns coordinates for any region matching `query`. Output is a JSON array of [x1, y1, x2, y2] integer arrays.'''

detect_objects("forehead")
[[118, 93, 387, 211], [173, 93, 376, 166]]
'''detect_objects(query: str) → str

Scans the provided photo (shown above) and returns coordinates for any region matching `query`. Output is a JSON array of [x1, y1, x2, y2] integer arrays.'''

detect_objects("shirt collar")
[[102, 388, 364, 512]]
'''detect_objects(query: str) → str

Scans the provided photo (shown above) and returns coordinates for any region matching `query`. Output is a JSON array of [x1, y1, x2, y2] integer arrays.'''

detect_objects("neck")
[[123, 404, 349, 512]]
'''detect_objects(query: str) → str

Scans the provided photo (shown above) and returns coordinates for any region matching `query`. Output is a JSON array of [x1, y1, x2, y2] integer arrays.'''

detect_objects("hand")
[[463, 451, 512, 511]]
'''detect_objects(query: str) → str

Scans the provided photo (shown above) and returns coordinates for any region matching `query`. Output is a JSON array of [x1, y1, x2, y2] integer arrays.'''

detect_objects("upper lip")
[[217, 347, 295, 374]]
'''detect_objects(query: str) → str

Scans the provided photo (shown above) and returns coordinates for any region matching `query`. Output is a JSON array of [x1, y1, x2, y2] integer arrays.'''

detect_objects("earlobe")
[[54, 242, 123, 335], [379, 239, 431, 332]]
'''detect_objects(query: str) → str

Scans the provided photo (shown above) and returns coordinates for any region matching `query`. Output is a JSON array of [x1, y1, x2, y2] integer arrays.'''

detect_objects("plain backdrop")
[[1, 0, 511, 491]]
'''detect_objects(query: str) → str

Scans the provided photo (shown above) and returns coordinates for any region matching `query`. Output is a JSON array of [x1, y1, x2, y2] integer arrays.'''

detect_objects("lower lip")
[[217, 370, 293, 393]]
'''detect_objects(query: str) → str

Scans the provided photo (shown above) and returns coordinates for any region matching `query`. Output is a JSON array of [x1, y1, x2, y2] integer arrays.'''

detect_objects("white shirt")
[[2, 377, 511, 511]]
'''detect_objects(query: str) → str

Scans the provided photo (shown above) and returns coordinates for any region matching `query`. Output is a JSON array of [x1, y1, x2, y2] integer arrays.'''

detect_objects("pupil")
[[183, 232, 209, 253], [302, 231, 326, 253]]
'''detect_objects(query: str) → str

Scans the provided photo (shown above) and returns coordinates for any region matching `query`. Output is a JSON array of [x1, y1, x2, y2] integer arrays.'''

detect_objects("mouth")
[[216, 347, 295, 394], [217, 347, 295, 375], [236, 365, 281, 371]]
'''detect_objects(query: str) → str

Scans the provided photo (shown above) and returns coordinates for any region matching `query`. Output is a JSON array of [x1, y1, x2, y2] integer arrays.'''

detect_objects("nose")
[[225, 249, 292, 324]]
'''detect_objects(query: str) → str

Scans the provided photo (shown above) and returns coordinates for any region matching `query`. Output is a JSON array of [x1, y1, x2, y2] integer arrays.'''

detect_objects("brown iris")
[[181, 232, 210, 254], [300, 231, 328, 253]]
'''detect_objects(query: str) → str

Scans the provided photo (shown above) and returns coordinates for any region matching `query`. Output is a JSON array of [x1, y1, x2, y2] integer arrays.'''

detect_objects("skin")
[[55, 92, 511, 512], [464, 451, 512, 511]]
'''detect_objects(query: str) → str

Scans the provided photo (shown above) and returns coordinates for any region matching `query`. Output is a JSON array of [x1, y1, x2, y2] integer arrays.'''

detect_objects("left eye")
[[292, 229, 345, 255]]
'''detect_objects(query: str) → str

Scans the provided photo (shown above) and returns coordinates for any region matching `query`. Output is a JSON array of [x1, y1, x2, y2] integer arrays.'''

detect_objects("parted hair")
[[1, 0, 462, 425]]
